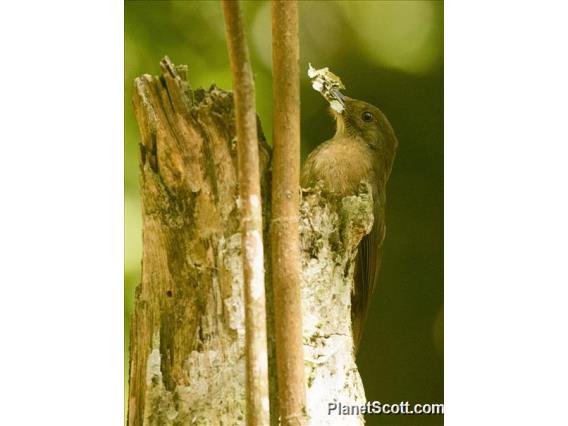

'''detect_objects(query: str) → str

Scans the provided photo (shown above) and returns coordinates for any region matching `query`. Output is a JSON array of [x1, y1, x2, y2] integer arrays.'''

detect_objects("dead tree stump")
[[128, 57, 370, 426], [128, 57, 271, 425]]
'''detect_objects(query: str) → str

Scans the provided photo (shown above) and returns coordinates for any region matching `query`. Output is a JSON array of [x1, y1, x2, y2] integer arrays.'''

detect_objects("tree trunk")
[[128, 57, 369, 426], [127, 56, 272, 426], [299, 185, 372, 425]]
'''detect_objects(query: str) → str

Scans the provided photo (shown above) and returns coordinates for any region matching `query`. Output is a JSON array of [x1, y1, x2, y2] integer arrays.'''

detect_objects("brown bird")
[[301, 97, 398, 352]]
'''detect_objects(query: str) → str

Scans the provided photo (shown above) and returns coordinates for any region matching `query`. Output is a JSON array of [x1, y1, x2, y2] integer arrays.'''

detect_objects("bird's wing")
[[352, 198, 385, 353]]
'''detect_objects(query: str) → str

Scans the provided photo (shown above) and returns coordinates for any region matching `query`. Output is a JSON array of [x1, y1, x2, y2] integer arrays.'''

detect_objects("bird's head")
[[332, 97, 399, 176]]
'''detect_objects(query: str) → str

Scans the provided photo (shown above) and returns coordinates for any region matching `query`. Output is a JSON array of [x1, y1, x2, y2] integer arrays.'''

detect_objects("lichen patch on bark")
[[299, 186, 373, 425]]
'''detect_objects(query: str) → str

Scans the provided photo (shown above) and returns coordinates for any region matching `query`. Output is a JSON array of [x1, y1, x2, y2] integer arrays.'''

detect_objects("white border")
[[0, 1, 567, 424], [446, 2, 568, 425], [0, 1, 124, 424]]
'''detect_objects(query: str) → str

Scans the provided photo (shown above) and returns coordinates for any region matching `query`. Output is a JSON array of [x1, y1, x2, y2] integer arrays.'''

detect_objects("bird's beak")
[[331, 88, 345, 106], [330, 93, 350, 115], [328, 89, 346, 113]]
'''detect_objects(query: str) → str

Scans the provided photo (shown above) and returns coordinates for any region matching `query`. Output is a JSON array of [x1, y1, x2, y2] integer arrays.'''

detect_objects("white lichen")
[[222, 233, 246, 341], [142, 232, 248, 425], [146, 333, 162, 385], [142, 188, 371, 425], [299, 189, 372, 425]]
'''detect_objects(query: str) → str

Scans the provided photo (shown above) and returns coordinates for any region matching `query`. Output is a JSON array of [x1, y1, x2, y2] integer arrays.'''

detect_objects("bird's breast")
[[302, 139, 374, 197]]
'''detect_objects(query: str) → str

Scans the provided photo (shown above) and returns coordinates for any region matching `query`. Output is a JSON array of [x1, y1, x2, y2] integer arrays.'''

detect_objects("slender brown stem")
[[222, 1, 270, 425], [271, 1, 307, 424]]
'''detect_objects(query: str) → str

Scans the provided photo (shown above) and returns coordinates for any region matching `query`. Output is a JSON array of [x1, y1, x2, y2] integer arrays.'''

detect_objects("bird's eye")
[[362, 111, 374, 122]]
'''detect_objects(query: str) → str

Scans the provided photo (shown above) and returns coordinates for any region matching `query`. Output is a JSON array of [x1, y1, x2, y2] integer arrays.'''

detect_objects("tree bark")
[[127, 57, 369, 426], [299, 185, 371, 425], [127, 56, 271, 426]]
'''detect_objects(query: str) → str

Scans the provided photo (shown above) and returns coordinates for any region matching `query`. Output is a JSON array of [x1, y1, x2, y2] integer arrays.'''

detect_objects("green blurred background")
[[125, 1, 443, 424]]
